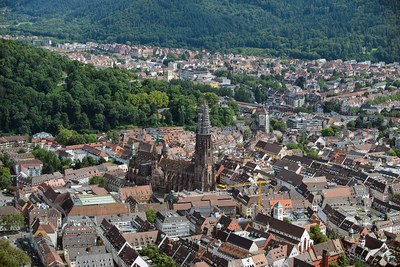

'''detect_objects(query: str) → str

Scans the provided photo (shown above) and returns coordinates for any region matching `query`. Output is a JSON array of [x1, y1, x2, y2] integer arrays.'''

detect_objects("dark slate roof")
[[214, 230, 229, 242], [106, 225, 126, 251], [365, 235, 384, 250], [100, 218, 113, 232], [118, 244, 139, 266], [349, 170, 368, 182], [227, 233, 254, 250], [276, 169, 303, 187], [159, 158, 195, 173], [283, 155, 314, 167], [365, 178, 387, 193], [134, 150, 154, 166], [293, 257, 315, 267], [218, 215, 233, 230], [368, 145, 390, 153], [254, 213, 305, 239], [273, 159, 300, 172], [203, 251, 229, 267]]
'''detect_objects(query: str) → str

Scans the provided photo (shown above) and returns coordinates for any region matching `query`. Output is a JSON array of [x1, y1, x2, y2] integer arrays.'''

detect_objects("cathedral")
[[127, 102, 216, 192]]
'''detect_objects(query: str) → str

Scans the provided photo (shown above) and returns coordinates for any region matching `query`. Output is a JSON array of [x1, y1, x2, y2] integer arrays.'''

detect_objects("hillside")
[[1, 0, 399, 62], [0, 39, 239, 135]]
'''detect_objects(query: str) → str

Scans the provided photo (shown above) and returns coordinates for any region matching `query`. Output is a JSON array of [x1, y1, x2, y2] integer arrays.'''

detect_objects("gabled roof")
[[68, 203, 129, 216], [227, 232, 254, 250], [365, 235, 384, 250], [118, 243, 140, 266], [0, 206, 20, 216], [255, 141, 284, 155], [273, 159, 301, 172], [254, 213, 305, 239], [314, 239, 344, 256], [276, 169, 303, 187], [284, 155, 314, 167], [119, 185, 152, 201]]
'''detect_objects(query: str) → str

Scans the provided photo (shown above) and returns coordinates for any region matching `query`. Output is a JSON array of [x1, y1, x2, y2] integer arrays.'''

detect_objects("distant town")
[[0, 34, 400, 267]]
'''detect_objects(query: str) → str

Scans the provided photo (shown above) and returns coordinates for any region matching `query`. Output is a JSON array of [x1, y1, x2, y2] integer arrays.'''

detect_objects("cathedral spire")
[[198, 101, 211, 135]]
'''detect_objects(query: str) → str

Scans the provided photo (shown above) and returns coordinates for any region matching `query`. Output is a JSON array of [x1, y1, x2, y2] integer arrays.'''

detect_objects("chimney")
[[322, 249, 329, 267]]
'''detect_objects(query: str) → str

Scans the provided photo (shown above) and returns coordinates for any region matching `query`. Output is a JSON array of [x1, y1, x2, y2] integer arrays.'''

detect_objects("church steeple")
[[198, 101, 211, 135], [194, 101, 215, 191]]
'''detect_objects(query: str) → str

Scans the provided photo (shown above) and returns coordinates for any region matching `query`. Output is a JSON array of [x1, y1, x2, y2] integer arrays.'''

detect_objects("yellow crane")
[[217, 180, 269, 213]]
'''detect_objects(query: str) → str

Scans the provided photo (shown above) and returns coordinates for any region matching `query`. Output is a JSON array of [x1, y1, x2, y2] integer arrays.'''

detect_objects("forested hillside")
[[1, 0, 399, 62], [0, 40, 239, 135]]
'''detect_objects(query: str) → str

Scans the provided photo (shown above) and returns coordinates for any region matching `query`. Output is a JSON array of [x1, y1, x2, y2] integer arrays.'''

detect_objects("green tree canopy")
[[0, 214, 24, 232], [0, 239, 31, 267], [321, 127, 335, 137], [0, 167, 11, 190], [89, 175, 106, 187], [3, 0, 400, 62], [140, 245, 179, 267], [309, 225, 328, 244], [0, 39, 239, 135], [145, 209, 157, 224], [270, 119, 287, 132]]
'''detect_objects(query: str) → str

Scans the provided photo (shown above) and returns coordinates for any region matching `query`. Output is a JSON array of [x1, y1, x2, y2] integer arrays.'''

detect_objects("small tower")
[[273, 201, 284, 221], [359, 234, 366, 248], [264, 222, 270, 233], [257, 107, 270, 133], [162, 142, 170, 158], [349, 228, 354, 239]]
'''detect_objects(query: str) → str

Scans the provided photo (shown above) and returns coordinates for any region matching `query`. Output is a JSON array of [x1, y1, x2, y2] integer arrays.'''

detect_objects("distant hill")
[[1, 0, 400, 62]]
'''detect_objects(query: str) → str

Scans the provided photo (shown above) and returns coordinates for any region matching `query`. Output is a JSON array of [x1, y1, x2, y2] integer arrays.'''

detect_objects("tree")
[[321, 127, 335, 137], [387, 149, 397, 157], [89, 176, 106, 187], [140, 245, 179, 267], [202, 92, 219, 107], [352, 258, 365, 267], [0, 239, 31, 267], [0, 214, 24, 232], [306, 149, 319, 158], [309, 226, 328, 244], [283, 217, 291, 224], [295, 76, 306, 89], [337, 254, 350, 267], [55, 125, 74, 145], [318, 80, 328, 91], [270, 119, 287, 132], [243, 128, 252, 142], [32, 147, 69, 174], [347, 120, 356, 128], [148, 91, 169, 108], [0, 167, 11, 190], [145, 209, 156, 223], [234, 87, 252, 102], [106, 130, 119, 142], [355, 82, 363, 90]]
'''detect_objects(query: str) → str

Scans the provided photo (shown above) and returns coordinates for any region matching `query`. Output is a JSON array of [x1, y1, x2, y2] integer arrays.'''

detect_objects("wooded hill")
[[0, 39, 240, 135], [1, 0, 399, 62]]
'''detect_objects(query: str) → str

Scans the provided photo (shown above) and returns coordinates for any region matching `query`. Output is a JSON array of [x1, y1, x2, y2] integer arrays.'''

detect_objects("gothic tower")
[[194, 102, 215, 191]]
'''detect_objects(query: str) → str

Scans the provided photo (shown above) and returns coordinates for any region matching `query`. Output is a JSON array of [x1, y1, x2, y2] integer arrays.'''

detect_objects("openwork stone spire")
[[198, 101, 211, 135]]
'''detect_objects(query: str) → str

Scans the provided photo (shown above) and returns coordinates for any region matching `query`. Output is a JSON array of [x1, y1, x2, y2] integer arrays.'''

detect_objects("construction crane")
[[217, 180, 269, 213]]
